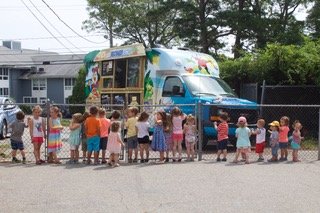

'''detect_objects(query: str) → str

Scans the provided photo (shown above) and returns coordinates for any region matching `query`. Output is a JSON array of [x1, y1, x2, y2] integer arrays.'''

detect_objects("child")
[[151, 111, 167, 163], [213, 112, 229, 162], [291, 120, 303, 162], [67, 113, 82, 164], [28, 105, 46, 165], [171, 107, 186, 162], [125, 107, 139, 163], [251, 119, 266, 161], [233, 117, 251, 164], [164, 113, 173, 162], [110, 110, 123, 132], [107, 122, 125, 167], [268, 121, 280, 162], [184, 115, 197, 161], [279, 116, 290, 161], [85, 106, 100, 165], [9, 111, 28, 164], [99, 108, 111, 164], [48, 106, 63, 164], [81, 112, 90, 163], [135, 111, 150, 163]]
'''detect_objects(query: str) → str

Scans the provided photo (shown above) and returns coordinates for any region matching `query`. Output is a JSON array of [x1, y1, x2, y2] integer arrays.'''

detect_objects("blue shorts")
[[279, 142, 288, 149], [217, 139, 228, 150], [291, 142, 301, 150], [87, 136, 100, 152], [11, 139, 24, 150], [271, 144, 279, 157], [127, 136, 138, 149]]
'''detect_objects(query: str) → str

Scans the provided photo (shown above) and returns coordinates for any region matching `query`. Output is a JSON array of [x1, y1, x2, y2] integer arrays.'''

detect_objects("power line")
[[20, 0, 77, 56], [26, 0, 84, 54], [41, 0, 106, 44], [0, 45, 105, 52], [0, 34, 104, 41]]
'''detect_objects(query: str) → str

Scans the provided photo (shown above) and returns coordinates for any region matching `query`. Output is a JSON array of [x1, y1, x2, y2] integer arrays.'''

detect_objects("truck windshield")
[[183, 75, 236, 97]]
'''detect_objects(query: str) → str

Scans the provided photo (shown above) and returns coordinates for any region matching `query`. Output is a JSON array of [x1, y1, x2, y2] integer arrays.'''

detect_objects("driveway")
[[1, 160, 319, 213]]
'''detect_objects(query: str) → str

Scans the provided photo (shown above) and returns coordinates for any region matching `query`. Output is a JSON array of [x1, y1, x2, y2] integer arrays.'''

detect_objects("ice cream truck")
[[84, 43, 258, 147]]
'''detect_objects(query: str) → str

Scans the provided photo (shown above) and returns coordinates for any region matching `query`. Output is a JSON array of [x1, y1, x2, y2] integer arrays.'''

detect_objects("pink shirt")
[[172, 115, 185, 134], [279, 126, 289, 143], [100, 118, 111, 137]]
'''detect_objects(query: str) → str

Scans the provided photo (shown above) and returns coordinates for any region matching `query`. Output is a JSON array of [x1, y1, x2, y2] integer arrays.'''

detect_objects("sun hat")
[[238, 116, 247, 123], [269, 121, 280, 127]]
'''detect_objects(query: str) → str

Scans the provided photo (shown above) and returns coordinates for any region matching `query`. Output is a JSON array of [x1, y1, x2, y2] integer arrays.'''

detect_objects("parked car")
[[0, 97, 21, 139]]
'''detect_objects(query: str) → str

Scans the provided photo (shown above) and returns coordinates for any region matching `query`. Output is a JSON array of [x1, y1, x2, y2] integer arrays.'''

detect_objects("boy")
[[213, 112, 229, 161], [251, 119, 266, 161], [10, 111, 29, 164], [125, 107, 139, 163], [85, 106, 101, 165], [98, 108, 111, 164]]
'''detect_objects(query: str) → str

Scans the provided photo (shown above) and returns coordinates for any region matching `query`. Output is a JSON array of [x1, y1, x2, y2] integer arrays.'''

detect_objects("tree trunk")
[[199, 0, 209, 53], [233, 0, 245, 59]]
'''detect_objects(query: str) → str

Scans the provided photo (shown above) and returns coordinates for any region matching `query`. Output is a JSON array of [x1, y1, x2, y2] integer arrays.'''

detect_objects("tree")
[[306, 1, 320, 39], [68, 66, 87, 114], [84, 0, 181, 48]]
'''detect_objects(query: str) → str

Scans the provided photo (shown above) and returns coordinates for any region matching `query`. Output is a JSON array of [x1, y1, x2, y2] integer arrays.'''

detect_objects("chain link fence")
[[0, 102, 319, 164]]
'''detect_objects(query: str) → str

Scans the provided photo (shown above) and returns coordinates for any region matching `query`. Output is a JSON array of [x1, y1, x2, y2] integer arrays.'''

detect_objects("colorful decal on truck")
[[84, 50, 100, 104]]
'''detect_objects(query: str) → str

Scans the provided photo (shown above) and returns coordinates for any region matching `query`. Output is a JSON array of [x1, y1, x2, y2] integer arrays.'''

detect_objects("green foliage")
[[68, 66, 86, 114], [219, 38, 320, 86], [306, 1, 320, 39], [19, 105, 32, 115]]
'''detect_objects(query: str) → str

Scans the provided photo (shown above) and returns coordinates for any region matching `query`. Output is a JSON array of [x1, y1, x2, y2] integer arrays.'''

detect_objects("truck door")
[[159, 76, 193, 114]]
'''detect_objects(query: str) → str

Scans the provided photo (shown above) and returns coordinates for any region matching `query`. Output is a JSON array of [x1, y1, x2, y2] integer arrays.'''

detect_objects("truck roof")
[[147, 48, 220, 78]]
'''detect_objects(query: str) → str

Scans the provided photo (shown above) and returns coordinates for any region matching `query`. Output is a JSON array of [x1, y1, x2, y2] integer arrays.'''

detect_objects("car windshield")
[[182, 75, 236, 97]]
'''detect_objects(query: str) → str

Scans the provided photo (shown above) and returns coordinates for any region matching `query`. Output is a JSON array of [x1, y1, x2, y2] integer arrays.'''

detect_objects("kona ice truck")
[[84, 44, 257, 146]]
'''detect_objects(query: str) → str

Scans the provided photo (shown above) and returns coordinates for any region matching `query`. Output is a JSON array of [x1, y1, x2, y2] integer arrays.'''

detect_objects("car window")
[[4, 99, 15, 109], [162, 76, 185, 97]]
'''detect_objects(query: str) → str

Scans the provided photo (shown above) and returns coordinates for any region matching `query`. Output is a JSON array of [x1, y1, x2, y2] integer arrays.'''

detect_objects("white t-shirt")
[[172, 115, 185, 134], [32, 117, 44, 137], [135, 121, 150, 138], [256, 128, 266, 144]]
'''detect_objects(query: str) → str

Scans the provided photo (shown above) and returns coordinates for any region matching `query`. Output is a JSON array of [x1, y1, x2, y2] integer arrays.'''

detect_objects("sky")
[[0, 0, 111, 55], [0, 0, 310, 56]]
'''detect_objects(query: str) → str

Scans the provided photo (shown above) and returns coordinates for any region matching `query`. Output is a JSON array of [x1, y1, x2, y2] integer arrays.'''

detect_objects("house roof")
[[0, 45, 85, 78]]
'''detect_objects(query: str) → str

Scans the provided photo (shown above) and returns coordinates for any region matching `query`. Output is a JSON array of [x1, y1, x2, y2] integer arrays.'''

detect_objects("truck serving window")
[[183, 75, 236, 97], [162, 76, 185, 97]]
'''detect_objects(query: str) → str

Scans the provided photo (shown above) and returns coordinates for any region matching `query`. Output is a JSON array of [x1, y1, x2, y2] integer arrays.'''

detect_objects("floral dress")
[[151, 123, 167, 152]]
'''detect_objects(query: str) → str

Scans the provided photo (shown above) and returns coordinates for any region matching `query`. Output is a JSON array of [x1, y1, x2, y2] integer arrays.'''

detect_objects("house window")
[[23, 97, 38, 103], [39, 97, 47, 104], [65, 78, 75, 90], [0, 88, 9, 97], [33, 79, 46, 90], [0, 68, 9, 80]]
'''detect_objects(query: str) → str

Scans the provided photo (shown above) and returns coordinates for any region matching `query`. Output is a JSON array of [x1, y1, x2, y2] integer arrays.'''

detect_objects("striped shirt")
[[217, 122, 228, 141]]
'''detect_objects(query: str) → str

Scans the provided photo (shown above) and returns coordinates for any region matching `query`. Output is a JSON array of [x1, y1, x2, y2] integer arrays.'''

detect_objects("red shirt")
[[217, 122, 228, 141], [279, 126, 289, 143]]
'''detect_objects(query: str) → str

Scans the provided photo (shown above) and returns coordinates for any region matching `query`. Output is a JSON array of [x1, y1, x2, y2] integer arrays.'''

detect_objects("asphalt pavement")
[[1, 160, 320, 213]]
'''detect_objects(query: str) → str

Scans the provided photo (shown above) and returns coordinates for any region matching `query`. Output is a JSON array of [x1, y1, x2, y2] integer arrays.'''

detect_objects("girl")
[[268, 121, 280, 162], [171, 107, 186, 162], [135, 111, 150, 163], [67, 113, 82, 164], [28, 105, 46, 165], [279, 116, 290, 161], [125, 107, 139, 163], [183, 115, 197, 161], [164, 113, 173, 162], [213, 112, 229, 162], [233, 117, 251, 164], [99, 108, 111, 164], [48, 106, 63, 164], [251, 119, 266, 161], [291, 120, 303, 162], [81, 112, 90, 163], [151, 111, 167, 163], [107, 122, 125, 167]]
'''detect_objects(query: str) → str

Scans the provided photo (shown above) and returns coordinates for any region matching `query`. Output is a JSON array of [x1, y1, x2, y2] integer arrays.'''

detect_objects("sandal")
[[54, 161, 61, 164], [36, 161, 42, 165]]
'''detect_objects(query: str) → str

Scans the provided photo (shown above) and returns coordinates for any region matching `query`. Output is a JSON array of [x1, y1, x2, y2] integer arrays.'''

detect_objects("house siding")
[[47, 78, 64, 104], [9, 68, 32, 103]]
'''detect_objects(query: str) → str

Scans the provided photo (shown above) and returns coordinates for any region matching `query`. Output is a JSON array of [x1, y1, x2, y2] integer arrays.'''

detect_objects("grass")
[[301, 137, 319, 150], [0, 144, 11, 149], [61, 119, 71, 127]]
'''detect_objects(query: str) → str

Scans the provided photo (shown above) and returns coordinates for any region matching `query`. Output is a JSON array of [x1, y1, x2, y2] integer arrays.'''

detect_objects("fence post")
[[45, 100, 50, 161], [197, 102, 202, 161], [122, 104, 128, 163], [318, 108, 320, 160]]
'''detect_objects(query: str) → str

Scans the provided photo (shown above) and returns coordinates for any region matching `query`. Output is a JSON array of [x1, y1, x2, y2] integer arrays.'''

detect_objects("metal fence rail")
[[0, 102, 319, 164]]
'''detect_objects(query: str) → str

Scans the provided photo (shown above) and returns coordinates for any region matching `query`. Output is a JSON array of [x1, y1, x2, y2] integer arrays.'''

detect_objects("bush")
[[19, 105, 32, 115]]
